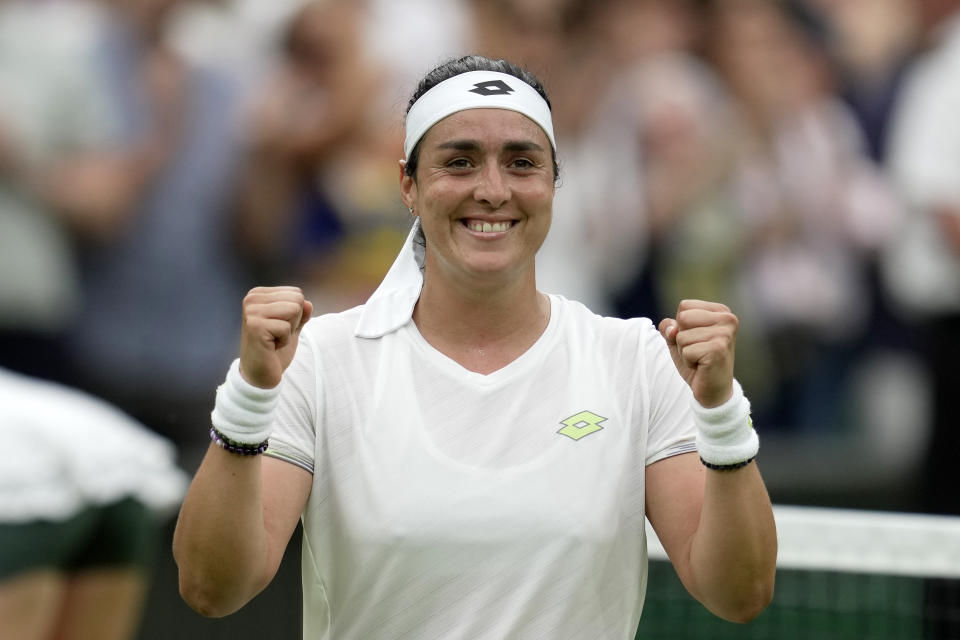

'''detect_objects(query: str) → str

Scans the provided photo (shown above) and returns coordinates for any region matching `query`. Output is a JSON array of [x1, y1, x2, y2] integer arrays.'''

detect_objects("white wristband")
[[210, 358, 280, 445], [693, 379, 759, 467]]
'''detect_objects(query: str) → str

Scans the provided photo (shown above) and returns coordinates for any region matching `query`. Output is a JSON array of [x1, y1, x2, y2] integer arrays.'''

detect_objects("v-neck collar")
[[402, 294, 560, 386]]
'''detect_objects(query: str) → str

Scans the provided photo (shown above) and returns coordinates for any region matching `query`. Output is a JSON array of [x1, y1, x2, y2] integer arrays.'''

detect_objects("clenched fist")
[[658, 299, 738, 408], [240, 286, 313, 389]]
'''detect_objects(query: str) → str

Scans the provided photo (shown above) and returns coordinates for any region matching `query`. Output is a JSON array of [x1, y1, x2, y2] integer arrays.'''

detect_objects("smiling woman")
[[172, 54, 777, 640]]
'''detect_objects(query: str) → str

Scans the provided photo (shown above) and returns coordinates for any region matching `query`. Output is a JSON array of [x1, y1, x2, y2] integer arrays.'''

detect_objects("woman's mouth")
[[464, 219, 514, 233]]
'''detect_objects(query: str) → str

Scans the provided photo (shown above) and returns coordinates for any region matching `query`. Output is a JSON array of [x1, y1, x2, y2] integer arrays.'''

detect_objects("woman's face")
[[401, 108, 555, 287]]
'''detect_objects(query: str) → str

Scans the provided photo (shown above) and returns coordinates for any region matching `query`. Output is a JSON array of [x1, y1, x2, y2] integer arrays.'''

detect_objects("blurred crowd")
[[1, 0, 959, 513]]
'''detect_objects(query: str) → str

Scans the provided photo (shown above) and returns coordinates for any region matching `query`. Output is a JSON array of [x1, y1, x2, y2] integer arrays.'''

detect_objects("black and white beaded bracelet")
[[209, 426, 269, 456]]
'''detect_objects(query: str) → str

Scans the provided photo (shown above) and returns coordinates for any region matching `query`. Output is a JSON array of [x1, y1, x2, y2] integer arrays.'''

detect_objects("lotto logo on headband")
[[469, 80, 515, 96]]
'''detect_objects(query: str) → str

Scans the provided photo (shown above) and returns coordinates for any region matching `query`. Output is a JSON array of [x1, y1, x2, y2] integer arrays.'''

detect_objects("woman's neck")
[[412, 274, 550, 375]]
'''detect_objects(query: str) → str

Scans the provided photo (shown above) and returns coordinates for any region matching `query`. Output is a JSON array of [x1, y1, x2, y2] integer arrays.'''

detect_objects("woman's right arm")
[[173, 287, 314, 617], [173, 448, 311, 617]]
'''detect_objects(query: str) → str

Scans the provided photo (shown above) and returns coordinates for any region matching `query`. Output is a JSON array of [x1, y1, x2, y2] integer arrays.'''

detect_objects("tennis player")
[[0, 367, 187, 640], [174, 55, 777, 638]]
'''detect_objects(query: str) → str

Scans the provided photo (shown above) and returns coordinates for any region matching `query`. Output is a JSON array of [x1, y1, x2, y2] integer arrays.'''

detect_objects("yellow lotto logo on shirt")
[[557, 410, 607, 441]]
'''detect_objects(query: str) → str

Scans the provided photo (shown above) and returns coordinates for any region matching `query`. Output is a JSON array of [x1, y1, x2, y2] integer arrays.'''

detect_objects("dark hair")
[[403, 55, 560, 182]]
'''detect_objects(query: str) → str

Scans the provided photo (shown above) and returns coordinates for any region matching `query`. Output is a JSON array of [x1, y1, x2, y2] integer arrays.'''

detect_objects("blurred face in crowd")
[[471, 0, 571, 72], [284, 1, 365, 85], [710, 0, 832, 120], [401, 108, 555, 286], [595, 0, 702, 64]]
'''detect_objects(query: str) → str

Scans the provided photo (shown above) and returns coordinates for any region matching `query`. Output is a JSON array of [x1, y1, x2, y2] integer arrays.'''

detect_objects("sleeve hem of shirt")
[[645, 440, 697, 467], [264, 444, 315, 475]]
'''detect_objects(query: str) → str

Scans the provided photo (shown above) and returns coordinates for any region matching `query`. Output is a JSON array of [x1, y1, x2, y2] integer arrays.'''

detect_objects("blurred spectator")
[[364, 0, 472, 99], [591, 0, 704, 65], [883, 0, 960, 514], [805, 0, 920, 163], [169, 0, 311, 92], [0, 366, 186, 640], [236, 0, 409, 314], [598, 52, 778, 396], [0, 0, 165, 383], [697, 0, 903, 432], [64, 0, 251, 450]]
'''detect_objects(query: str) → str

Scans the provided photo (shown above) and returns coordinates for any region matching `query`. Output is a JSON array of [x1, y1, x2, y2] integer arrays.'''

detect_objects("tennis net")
[[638, 505, 960, 639]]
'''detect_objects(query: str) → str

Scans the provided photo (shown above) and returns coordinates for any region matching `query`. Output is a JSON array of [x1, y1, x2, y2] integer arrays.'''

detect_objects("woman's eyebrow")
[[437, 140, 481, 151], [503, 141, 546, 153], [436, 140, 546, 152]]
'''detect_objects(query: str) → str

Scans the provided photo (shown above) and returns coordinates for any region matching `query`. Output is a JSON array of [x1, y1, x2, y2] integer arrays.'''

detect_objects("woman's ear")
[[399, 159, 417, 212]]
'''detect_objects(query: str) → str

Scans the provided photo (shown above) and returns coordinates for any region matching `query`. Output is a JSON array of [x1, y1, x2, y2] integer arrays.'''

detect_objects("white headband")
[[403, 70, 556, 159]]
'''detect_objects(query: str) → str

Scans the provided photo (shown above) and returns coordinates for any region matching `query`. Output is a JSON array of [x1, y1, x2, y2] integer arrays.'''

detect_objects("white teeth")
[[467, 220, 511, 233]]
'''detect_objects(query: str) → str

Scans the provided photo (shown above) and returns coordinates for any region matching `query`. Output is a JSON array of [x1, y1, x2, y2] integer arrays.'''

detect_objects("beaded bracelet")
[[210, 426, 269, 456], [700, 456, 755, 471]]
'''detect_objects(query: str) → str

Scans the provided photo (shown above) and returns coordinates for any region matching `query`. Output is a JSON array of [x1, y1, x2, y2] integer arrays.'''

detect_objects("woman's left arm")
[[647, 451, 775, 622], [646, 300, 776, 623]]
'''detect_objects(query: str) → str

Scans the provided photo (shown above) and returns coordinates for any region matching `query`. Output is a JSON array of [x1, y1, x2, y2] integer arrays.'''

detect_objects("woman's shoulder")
[[547, 295, 668, 372], [299, 304, 366, 345], [550, 294, 656, 335], [548, 294, 667, 360]]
